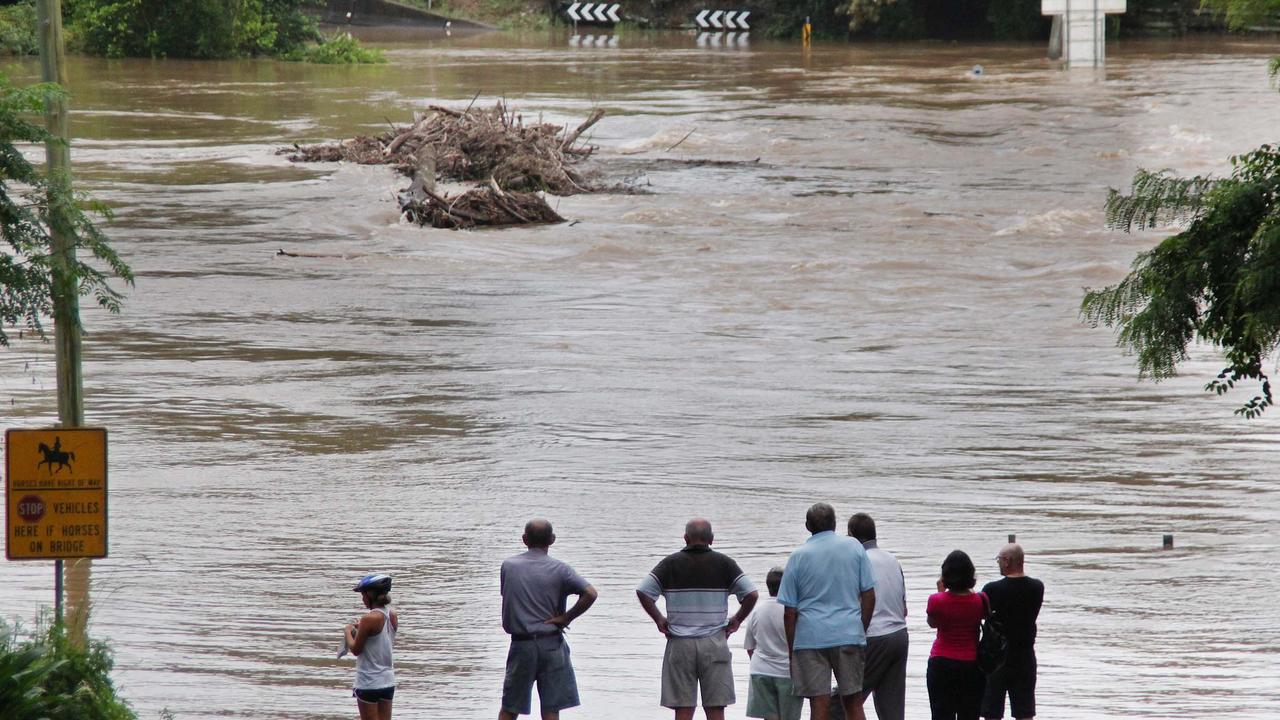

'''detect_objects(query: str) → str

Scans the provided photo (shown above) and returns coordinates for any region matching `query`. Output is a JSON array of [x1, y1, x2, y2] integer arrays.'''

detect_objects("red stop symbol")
[[17, 495, 44, 523]]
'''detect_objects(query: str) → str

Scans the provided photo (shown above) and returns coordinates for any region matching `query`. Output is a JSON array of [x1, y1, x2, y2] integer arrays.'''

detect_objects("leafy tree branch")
[[0, 75, 132, 346], [1082, 145, 1280, 417]]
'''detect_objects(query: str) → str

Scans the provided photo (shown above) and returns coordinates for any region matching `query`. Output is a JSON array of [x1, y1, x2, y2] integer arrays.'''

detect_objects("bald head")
[[684, 518, 714, 546], [997, 543, 1025, 576], [523, 518, 555, 549]]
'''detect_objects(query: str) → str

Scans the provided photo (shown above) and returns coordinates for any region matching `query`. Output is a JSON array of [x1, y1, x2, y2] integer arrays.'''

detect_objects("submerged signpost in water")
[[1042, 0, 1127, 67]]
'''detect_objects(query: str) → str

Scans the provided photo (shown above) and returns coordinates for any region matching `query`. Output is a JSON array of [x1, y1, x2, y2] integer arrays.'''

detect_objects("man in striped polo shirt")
[[637, 518, 760, 720]]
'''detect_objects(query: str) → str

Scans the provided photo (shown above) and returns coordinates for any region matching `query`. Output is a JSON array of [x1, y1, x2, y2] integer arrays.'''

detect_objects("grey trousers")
[[862, 628, 908, 720]]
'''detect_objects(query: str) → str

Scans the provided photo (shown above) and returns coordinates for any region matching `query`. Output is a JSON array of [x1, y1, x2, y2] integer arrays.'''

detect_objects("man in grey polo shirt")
[[849, 513, 907, 720], [637, 518, 759, 720], [499, 519, 598, 720]]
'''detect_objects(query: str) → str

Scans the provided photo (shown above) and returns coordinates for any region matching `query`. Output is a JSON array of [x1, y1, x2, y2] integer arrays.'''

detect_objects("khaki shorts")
[[661, 633, 736, 708], [790, 644, 864, 698]]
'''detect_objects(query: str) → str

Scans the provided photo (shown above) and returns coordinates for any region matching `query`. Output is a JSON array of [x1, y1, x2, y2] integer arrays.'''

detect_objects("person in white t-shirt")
[[848, 513, 908, 720], [744, 566, 803, 720]]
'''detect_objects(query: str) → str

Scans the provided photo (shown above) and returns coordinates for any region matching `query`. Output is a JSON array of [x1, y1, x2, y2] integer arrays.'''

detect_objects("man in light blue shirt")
[[777, 503, 876, 720]]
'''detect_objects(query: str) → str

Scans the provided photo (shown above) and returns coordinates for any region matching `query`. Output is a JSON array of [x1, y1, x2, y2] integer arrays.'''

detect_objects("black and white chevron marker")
[[694, 9, 751, 30], [565, 2, 622, 24]]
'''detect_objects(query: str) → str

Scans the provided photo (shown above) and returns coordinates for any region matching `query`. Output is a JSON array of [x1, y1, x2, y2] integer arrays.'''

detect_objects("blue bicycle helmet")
[[352, 573, 392, 593]]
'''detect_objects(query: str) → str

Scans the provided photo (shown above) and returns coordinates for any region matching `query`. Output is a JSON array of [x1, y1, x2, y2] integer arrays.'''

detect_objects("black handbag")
[[977, 592, 1008, 674]]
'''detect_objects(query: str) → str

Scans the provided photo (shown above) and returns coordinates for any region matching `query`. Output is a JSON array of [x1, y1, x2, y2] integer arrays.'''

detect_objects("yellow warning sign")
[[5, 428, 107, 560]]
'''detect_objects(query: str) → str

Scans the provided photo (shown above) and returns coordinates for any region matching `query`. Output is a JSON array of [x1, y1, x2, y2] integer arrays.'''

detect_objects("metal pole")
[[36, 0, 89, 645], [54, 559, 63, 622]]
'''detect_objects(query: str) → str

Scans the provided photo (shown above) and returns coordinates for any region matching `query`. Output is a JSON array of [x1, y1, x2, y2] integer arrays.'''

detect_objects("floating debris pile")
[[400, 178, 565, 230], [283, 102, 605, 216]]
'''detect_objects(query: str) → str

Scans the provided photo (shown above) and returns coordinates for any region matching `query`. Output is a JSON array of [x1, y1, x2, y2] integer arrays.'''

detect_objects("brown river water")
[[1, 29, 1279, 720]]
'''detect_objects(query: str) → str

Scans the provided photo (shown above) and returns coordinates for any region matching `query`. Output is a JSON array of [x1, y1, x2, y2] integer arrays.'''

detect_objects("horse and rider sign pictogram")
[[5, 428, 108, 560]]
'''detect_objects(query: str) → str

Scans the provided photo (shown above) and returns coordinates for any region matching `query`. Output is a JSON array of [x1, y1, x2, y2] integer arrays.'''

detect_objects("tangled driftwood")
[[400, 178, 564, 230], [283, 101, 604, 196]]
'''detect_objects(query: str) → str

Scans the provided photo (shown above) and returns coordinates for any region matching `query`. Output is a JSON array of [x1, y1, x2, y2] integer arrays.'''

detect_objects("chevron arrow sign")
[[565, 2, 622, 24], [695, 9, 751, 30]]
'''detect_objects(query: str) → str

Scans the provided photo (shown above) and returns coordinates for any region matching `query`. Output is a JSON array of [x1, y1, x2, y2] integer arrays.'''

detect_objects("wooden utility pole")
[[36, 0, 90, 646]]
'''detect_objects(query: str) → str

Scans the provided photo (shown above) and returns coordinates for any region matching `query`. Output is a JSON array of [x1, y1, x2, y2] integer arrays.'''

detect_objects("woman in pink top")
[[926, 550, 985, 720]]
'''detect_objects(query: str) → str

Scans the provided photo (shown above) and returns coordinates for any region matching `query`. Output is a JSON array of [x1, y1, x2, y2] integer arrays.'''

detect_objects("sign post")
[[5, 429, 108, 620], [36, 0, 95, 645]]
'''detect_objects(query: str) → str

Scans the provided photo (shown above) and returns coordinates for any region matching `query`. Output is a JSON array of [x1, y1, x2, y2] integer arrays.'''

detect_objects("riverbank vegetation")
[[63, 0, 320, 58], [0, 0, 380, 62], [281, 30, 386, 63], [0, 618, 137, 720], [0, 1, 38, 55], [1203, 0, 1280, 30]]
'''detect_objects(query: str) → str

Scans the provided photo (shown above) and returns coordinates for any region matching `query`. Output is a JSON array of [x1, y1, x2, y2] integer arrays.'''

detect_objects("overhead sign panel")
[[5, 428, 108, 560]]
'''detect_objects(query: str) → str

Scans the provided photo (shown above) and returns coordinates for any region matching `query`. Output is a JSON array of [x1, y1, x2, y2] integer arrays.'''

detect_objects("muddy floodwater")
[[1, 30, 1279, 720]]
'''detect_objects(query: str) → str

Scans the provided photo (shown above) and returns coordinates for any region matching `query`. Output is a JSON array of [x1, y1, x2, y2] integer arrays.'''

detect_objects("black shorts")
[[354, 686, 395, 704], [981, 659, 1035, 719]]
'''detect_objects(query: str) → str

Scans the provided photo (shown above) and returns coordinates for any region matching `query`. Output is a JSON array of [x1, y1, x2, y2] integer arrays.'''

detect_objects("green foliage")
[[1199, 0, 1280, 30], [0, 617, 137, 720], [1082, 145, 1280, 417], [64, 0, 320, 58], [741, 0, 868, 39], [281, 31, 386, 64], [0, 74, 132, 346], [1103, 168, 1218, 231], [0, 1, 40, 56], [843, 0, 911, 34]]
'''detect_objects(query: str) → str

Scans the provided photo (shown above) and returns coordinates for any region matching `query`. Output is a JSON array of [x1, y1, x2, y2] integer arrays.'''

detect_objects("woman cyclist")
[[345, 573, 398, 720]]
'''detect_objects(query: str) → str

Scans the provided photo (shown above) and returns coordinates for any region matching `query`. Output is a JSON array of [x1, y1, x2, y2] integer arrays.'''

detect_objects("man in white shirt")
[[848, 513, 907, 720], [743, 567, 802, 720]]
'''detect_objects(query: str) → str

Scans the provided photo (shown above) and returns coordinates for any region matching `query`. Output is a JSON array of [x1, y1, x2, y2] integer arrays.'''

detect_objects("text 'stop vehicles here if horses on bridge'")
[[5, 428, 108, 560]]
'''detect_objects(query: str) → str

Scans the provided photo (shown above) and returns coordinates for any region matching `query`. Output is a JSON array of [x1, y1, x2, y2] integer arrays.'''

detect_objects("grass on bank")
[[0, 616, 137, 720]]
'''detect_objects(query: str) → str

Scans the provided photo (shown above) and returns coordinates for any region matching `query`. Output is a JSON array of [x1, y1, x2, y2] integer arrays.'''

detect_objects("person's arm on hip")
[[726, 590, 758, 636], [637, 590, 669, 635], [547, 585, 598, 628]]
